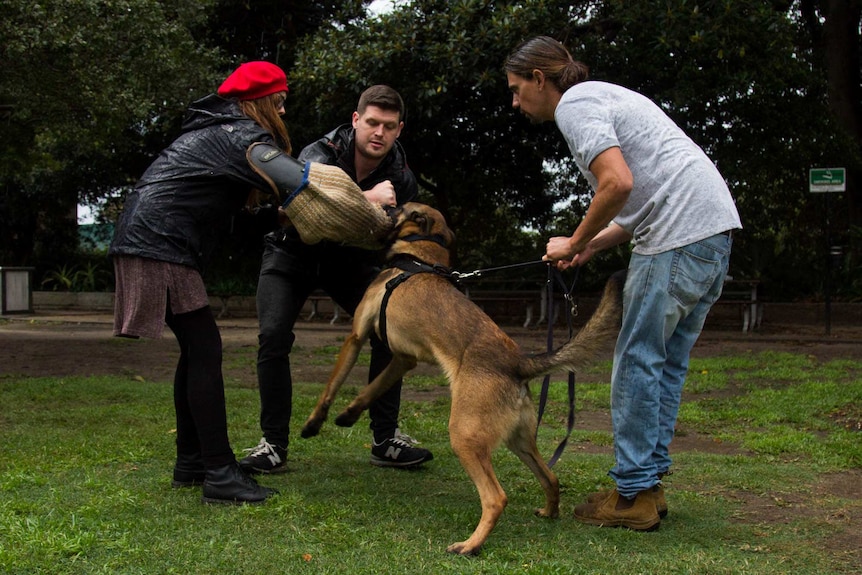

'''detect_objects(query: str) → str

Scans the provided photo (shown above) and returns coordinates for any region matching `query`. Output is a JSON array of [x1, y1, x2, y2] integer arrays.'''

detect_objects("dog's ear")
[[396, 203, 428, 234], [394, 202, 418, 228], [421, 206, 456, 247], [414, 211, 431, 235]]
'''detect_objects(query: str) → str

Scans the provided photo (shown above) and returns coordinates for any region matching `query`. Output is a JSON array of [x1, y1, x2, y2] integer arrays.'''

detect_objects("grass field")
[[1, 349, 860, 574]]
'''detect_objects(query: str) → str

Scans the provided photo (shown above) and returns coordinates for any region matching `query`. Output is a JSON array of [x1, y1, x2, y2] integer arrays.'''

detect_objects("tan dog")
[[301, 202, 624, 555]]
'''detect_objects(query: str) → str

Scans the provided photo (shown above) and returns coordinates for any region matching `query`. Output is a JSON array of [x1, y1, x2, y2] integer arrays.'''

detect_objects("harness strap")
[[378, 256, 458, 347], [379, 273, 411, 347]]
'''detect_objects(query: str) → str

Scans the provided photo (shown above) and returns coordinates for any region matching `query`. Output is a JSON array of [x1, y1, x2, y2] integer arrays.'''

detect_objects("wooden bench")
[[305, 291, 347, 324], [463, 288, 540, 328], [716, 278, 762, 332], [467, 278, 763, 332]]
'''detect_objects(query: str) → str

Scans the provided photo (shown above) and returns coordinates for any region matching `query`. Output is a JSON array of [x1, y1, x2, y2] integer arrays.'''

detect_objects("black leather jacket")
[[265, 124, 418, 251], [109, 94, 277, 272], [298, 124, 418, 203]]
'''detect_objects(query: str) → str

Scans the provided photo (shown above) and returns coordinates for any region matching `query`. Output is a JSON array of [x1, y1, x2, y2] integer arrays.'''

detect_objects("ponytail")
[[504, 36, 589, 92]]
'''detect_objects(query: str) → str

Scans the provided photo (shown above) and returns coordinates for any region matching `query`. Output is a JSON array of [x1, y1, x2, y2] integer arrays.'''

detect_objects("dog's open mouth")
[[381, 205, 405, 243]]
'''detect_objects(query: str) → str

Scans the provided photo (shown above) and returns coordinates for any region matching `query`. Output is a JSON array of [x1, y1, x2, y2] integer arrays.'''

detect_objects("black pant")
[[255, 234, 402, 448], [165, 305, 235, 469]]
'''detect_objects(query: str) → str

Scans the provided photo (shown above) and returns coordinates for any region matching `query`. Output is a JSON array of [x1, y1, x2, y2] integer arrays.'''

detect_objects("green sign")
[[809, 167, 846, 193]]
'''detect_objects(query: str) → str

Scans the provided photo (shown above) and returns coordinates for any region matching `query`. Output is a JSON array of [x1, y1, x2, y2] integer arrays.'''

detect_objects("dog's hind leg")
[[301, 332, 366, 438], [334, 353, 416, 428], [505, 399, 560, 519], [445, 407, 508, 556]]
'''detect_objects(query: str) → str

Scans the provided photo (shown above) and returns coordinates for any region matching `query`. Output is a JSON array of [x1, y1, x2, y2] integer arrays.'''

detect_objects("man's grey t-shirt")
[[555, 81, 742, 255]]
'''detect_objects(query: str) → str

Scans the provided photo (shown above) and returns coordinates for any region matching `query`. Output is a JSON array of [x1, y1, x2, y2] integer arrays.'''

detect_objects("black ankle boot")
[[201, 461, 278, 505], [172, 452, 206, 488]]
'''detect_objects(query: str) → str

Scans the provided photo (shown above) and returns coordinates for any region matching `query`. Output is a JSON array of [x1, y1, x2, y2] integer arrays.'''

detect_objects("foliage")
[[39, 255, 114, 293], [289, 0, 583, 268], [287, 0, 859, 298], [0, 0, 224, 267], [2, 0, 860, 300], [39, 263, 78, 292]]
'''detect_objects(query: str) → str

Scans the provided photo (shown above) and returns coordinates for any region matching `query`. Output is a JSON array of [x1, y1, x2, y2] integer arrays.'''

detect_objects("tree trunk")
[[821, 0, 862, 235]]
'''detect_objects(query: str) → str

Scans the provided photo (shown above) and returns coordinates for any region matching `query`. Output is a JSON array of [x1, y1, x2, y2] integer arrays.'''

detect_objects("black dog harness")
[[378, 247, 458, 347]]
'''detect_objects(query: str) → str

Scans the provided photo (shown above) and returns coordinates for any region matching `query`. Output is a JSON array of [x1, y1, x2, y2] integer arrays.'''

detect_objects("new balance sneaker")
[[370, 431, 433, 468], [238, 438, 288, 474]]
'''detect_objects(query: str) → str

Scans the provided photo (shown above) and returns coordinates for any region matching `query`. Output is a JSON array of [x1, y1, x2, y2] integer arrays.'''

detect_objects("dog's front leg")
[[334, 353, 417, 428], [301, 332, 365, 438]]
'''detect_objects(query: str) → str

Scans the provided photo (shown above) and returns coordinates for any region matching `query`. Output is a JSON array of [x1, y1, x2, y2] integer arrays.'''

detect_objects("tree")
[[0, 0, 351, 280], [576, 0, 856, 295], [288, 0, 856, 295], [0, 0, 223, 270], [798, 0, 862, 291], [288, 1, 588, 275], [3, 0, 857, 299]]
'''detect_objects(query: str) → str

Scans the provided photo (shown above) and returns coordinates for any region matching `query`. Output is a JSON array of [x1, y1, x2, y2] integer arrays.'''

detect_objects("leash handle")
[[535, 263, 555, 432], [536, 264, 580, 468]]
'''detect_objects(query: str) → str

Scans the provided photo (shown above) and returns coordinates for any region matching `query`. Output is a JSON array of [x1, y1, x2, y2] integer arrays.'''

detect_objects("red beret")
[[218, 61, 288, 101]]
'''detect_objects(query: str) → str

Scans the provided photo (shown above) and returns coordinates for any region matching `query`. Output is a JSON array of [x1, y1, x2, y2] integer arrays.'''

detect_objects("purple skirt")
[[112, 256, 209, 339]]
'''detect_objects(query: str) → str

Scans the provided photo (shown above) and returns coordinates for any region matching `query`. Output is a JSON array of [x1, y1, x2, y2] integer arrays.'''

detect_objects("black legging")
[[165, 305, 235, 469]]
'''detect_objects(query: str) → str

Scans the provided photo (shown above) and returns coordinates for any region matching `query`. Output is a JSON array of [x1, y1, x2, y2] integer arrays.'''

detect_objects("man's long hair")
[[504, 36, 589, 92]]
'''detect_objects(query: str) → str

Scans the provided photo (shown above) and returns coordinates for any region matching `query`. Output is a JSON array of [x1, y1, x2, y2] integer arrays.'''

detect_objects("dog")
[[301, 202, 624, 555]]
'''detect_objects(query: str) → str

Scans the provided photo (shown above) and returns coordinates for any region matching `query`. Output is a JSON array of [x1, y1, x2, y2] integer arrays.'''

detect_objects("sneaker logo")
[[384, 446, 402, 460], [267, 452, 282, 466]]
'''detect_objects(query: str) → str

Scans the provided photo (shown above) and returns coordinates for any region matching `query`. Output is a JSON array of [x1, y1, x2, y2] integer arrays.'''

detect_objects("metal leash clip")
[[564, 293, 579, 317], [450, 269, 482, 281]]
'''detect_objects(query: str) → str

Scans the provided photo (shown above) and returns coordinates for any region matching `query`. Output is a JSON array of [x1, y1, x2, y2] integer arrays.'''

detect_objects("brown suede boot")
[[653, 484, 668, 518], [585, 488, 614, 504], [586, 485, 668, 518], [574, 488, 661, 531]]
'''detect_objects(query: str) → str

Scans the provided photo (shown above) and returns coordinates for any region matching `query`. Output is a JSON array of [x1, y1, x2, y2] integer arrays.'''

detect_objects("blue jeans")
[[610, 232, 732, 498]]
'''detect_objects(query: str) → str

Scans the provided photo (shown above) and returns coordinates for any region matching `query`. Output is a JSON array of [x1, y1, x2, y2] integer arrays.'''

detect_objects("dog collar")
[[397, 233, 450, 249]]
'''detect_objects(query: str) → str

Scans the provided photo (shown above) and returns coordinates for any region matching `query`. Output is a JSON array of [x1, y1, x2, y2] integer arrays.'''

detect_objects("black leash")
[[450, 259, 546, 281], [536, 264, 581, 468]]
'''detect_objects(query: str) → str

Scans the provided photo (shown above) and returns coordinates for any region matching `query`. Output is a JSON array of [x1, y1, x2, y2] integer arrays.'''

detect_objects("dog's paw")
[[300, 419, 322, 438], [334, 409, 361, 428], [535, 506, 559, 519], [445, 541, 482, 556]]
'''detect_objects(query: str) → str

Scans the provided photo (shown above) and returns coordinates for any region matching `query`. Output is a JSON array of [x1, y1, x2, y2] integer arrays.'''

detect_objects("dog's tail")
[[517, 270, 626, 380]]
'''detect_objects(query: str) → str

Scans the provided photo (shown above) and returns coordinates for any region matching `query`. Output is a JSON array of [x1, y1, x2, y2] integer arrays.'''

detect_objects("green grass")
[[1, 351, 860, 574]]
